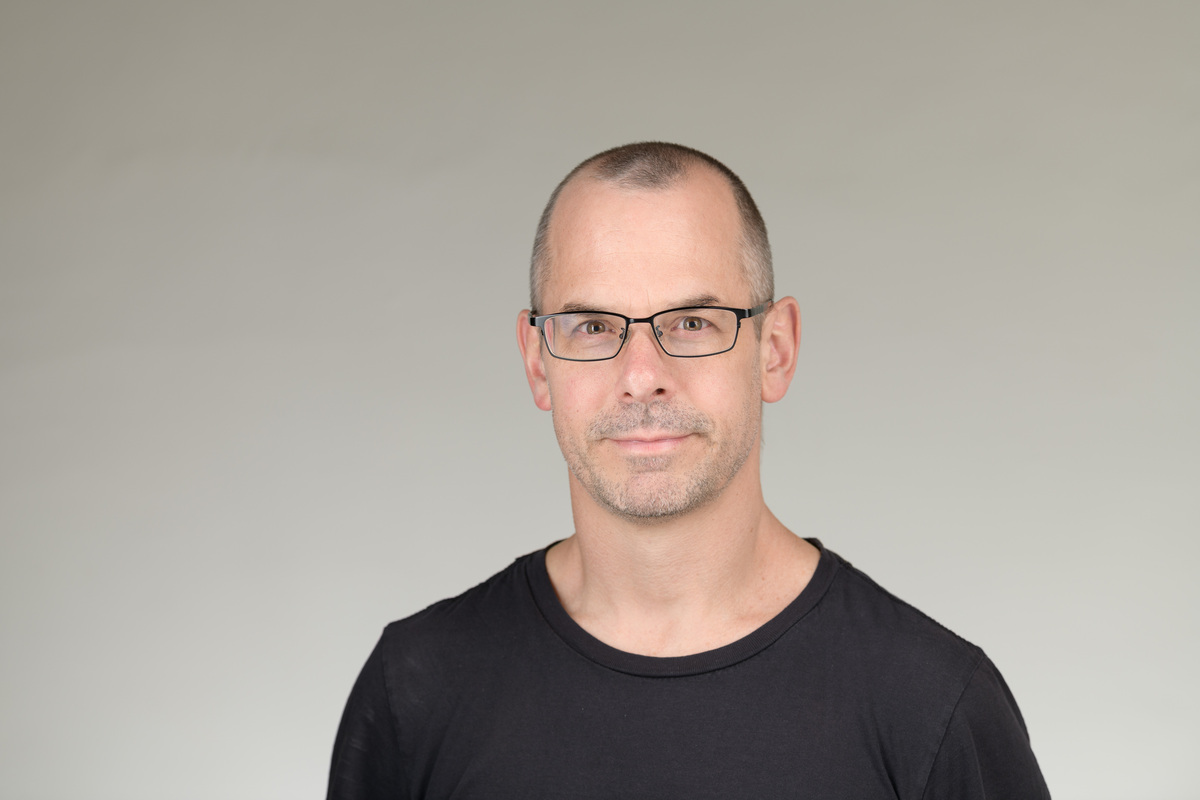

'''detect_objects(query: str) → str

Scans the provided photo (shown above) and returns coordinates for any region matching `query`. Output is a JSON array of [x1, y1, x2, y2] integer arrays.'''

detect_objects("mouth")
[[607, 433, 693, 455]]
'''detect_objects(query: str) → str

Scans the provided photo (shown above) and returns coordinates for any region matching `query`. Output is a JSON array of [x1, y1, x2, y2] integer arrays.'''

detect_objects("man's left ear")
[[759, 297, 800, 403]]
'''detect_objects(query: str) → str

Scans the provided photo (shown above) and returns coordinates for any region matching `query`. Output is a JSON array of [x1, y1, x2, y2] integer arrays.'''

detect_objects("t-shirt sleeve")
[[921, 656, 1051, 800], [327, 634, 406, 800]]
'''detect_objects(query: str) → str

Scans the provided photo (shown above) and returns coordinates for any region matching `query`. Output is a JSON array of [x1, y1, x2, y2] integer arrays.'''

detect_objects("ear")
[[517, 310, 553, 411], [759, 296, 800, 403]]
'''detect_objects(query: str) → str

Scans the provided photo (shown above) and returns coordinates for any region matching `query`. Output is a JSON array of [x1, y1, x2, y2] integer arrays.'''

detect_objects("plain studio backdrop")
[[1, 2, 1196, 798]]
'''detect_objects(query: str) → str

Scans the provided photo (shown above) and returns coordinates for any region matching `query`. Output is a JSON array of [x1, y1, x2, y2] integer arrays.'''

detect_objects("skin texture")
[[517, 164, 813, 657], [556, 380, 759, 520]]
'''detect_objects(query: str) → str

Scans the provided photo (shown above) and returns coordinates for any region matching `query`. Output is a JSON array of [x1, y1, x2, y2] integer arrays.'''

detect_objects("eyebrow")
[[553, 294, 724, 315]]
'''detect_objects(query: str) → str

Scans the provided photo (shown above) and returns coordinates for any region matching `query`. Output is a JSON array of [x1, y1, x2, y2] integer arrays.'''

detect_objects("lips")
[[608, 433, 693, 455]]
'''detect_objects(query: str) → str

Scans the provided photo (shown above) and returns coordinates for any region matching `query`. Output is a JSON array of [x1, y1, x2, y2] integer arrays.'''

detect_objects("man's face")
[[526, 168, 765, 520]]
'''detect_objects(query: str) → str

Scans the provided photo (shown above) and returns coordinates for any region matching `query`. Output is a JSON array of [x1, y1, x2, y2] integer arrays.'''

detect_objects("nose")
[[615, 320, 673, 403]]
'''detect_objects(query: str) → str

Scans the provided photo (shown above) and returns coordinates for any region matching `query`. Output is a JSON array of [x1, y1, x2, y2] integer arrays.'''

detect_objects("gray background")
[[2, 2, 1197, 798]]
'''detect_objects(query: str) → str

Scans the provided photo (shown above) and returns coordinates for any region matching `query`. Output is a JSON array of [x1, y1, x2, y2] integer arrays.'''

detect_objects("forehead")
[[542, 167, 750, 313]]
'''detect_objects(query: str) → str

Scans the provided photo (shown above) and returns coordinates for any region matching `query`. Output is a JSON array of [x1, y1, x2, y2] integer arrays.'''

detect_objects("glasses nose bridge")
[[617, 315, 667, 357]]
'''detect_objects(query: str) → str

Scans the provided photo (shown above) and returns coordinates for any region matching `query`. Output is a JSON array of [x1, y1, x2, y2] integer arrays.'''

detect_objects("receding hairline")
[[529, 143, 773, 316], [566, 157, 731, 207], [552, 157, 741, 238]]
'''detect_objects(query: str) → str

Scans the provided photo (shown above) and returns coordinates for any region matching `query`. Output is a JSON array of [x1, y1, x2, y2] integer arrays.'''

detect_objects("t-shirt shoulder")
[[375, 550, 539, 663], [818, 552, 989, 729], [833, 552, 983, 659]]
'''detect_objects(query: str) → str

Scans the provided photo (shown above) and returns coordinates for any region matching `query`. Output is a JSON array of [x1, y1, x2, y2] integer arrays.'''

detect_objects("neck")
[[545, 460, 818, 657]]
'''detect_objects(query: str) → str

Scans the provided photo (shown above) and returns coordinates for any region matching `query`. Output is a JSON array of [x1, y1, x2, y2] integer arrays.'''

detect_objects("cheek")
[[711, 385, 759, 429], [691, 359, 759, 409], [546, 371, 610, 427]]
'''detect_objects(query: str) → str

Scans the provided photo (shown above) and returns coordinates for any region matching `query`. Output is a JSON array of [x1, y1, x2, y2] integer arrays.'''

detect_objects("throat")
[[544, 522, 820, 658]]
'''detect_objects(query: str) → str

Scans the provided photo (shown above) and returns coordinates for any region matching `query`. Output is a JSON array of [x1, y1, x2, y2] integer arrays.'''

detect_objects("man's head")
[[517, 143, 799, 522], [529, 142, 773, 316]]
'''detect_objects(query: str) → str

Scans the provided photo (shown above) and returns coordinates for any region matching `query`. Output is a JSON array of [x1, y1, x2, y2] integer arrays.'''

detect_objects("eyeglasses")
[[530, 302, 770, 362]]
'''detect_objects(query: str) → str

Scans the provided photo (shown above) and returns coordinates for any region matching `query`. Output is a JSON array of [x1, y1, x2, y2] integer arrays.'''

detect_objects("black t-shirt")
[[328, 541, 1049, 799]]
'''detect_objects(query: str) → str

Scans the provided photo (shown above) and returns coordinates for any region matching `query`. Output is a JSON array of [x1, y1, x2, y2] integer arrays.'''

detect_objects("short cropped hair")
[[529, 142, 773, 315]]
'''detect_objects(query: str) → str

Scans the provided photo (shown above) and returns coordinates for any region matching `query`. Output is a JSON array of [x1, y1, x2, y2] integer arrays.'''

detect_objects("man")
[[328, 143, 1049, 799]]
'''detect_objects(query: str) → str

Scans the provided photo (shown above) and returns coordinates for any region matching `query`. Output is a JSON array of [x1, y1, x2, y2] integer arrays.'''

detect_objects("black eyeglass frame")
[[529, 302, 771, 362]]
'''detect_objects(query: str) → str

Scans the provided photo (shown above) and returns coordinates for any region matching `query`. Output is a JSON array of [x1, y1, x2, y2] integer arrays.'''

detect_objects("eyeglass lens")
[[543, 308, 740, 360]]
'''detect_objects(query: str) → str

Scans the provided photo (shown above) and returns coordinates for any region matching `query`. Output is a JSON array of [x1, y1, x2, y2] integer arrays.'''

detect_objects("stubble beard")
[[554, 399, 761, 521]]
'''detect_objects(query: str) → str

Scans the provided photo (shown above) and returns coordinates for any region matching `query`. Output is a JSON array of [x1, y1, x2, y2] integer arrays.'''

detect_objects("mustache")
[[587, 403, 714, 439]]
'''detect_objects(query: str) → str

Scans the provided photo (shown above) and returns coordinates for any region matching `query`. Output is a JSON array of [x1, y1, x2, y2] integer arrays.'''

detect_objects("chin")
[[596, 473, 722, 520]]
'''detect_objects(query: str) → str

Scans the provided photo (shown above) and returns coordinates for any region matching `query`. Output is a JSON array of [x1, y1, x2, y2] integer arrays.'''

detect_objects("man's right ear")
[[517, 310, 552, 411]]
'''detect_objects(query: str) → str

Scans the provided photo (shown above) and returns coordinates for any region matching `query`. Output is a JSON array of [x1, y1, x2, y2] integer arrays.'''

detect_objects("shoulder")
[[805, 548, 990, 746], [810, 547, 1047, 795], [373, 549, 543, 676], [819, 549, 985, 681]]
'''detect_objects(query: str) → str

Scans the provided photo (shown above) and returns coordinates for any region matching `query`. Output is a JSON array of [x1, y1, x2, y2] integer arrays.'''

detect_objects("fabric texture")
[[328, 541, 1049, 799]]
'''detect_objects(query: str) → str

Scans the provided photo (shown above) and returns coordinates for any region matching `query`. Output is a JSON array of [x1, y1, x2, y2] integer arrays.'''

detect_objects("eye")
[[565, 316, 623, 338], [679, 316, 708, 332]]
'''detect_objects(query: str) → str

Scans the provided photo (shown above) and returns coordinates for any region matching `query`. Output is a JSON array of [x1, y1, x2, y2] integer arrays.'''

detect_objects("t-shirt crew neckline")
[[525, 538, 841, 678]]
